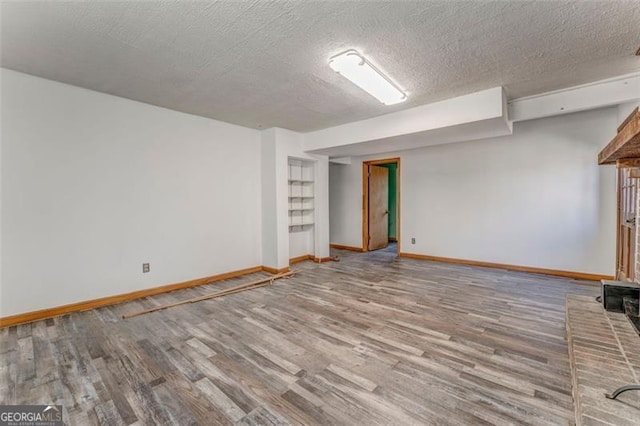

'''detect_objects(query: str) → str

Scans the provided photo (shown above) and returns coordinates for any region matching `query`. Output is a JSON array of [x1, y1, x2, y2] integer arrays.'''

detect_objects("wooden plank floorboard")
[[0, 246, 599, 424]]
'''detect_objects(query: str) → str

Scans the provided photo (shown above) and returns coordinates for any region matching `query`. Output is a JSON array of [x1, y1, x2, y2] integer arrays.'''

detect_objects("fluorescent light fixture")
[[329, 49, 407, 105]]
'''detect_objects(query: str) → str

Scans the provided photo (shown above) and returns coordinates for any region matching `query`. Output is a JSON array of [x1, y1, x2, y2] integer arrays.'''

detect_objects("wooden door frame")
[[616, 166, 637, 281], [616, 167, 621, 278], [362, 158, 401, 253]]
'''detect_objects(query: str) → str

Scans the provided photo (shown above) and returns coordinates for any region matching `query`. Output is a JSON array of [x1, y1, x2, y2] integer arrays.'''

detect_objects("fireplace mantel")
[[599, 107, 640, 165]]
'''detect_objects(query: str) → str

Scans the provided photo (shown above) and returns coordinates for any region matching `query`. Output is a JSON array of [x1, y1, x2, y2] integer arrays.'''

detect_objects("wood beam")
[[618, 107, 639, 133], [617, 158, 640, 168], [598, 108, 640, 165]]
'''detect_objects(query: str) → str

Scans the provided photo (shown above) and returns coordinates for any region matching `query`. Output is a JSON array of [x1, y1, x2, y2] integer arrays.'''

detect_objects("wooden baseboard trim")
[[290, 254, 313, 265], [262, 265, 291, 274], [389, 237, 397, 242], [290, 255, 335, 265], [330, 244, 364, 252], [398, 252, 613, 281], [0, 265, 264, 328]]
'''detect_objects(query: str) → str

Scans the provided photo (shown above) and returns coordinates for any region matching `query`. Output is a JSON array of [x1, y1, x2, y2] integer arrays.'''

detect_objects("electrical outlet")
[[411, 237, 416, 244], [142, 263, 150, 273]]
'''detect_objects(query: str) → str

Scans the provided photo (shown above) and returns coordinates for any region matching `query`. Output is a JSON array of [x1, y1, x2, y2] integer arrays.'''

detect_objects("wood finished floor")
[[0, 247, 599, 425]]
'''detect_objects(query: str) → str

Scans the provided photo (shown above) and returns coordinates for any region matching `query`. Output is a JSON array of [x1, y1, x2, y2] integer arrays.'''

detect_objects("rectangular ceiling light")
[[329, 49, 407, 105]]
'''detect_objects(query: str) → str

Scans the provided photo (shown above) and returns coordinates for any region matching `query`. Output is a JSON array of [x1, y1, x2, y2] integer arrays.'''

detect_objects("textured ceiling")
[[2, 1, 639, 132]]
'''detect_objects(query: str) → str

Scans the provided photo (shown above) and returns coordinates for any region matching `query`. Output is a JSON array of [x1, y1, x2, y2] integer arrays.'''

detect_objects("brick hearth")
[[566, 295, 640, 425]]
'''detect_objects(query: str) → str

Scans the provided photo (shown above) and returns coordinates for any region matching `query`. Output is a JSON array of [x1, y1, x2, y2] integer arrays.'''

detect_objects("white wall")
[[260, 129, 279, 268], [1, 69, 262, 317], [330, 107, 618, 275], [261, 127, 330, 269], [329, 163, 363, 248]]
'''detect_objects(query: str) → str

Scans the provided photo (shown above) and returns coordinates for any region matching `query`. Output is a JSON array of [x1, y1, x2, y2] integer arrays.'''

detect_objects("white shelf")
[[288, 159, 314, 230]]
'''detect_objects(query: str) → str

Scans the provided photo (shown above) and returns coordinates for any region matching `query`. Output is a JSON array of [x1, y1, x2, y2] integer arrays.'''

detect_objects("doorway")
[[362, 158, 400, 253], [617, 167, 636, 281]]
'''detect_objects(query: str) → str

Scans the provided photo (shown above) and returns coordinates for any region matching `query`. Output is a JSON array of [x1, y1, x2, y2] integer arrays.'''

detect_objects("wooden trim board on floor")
[[398, 252, 613, 281], [330, 244, 365, 252], [262, 265, 292, 275], [290, 254, 335, 265], [290, 254, 313, 264], [122, 271, 295, 319], [0, 265, 278, 328]]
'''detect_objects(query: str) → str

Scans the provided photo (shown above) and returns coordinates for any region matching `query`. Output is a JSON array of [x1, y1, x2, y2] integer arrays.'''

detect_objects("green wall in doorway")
[[380, 163, 397, 239]]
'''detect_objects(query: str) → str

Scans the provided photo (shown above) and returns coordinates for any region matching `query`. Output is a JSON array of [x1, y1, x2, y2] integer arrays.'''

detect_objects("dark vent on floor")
[[624, 297, 640, 335]]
